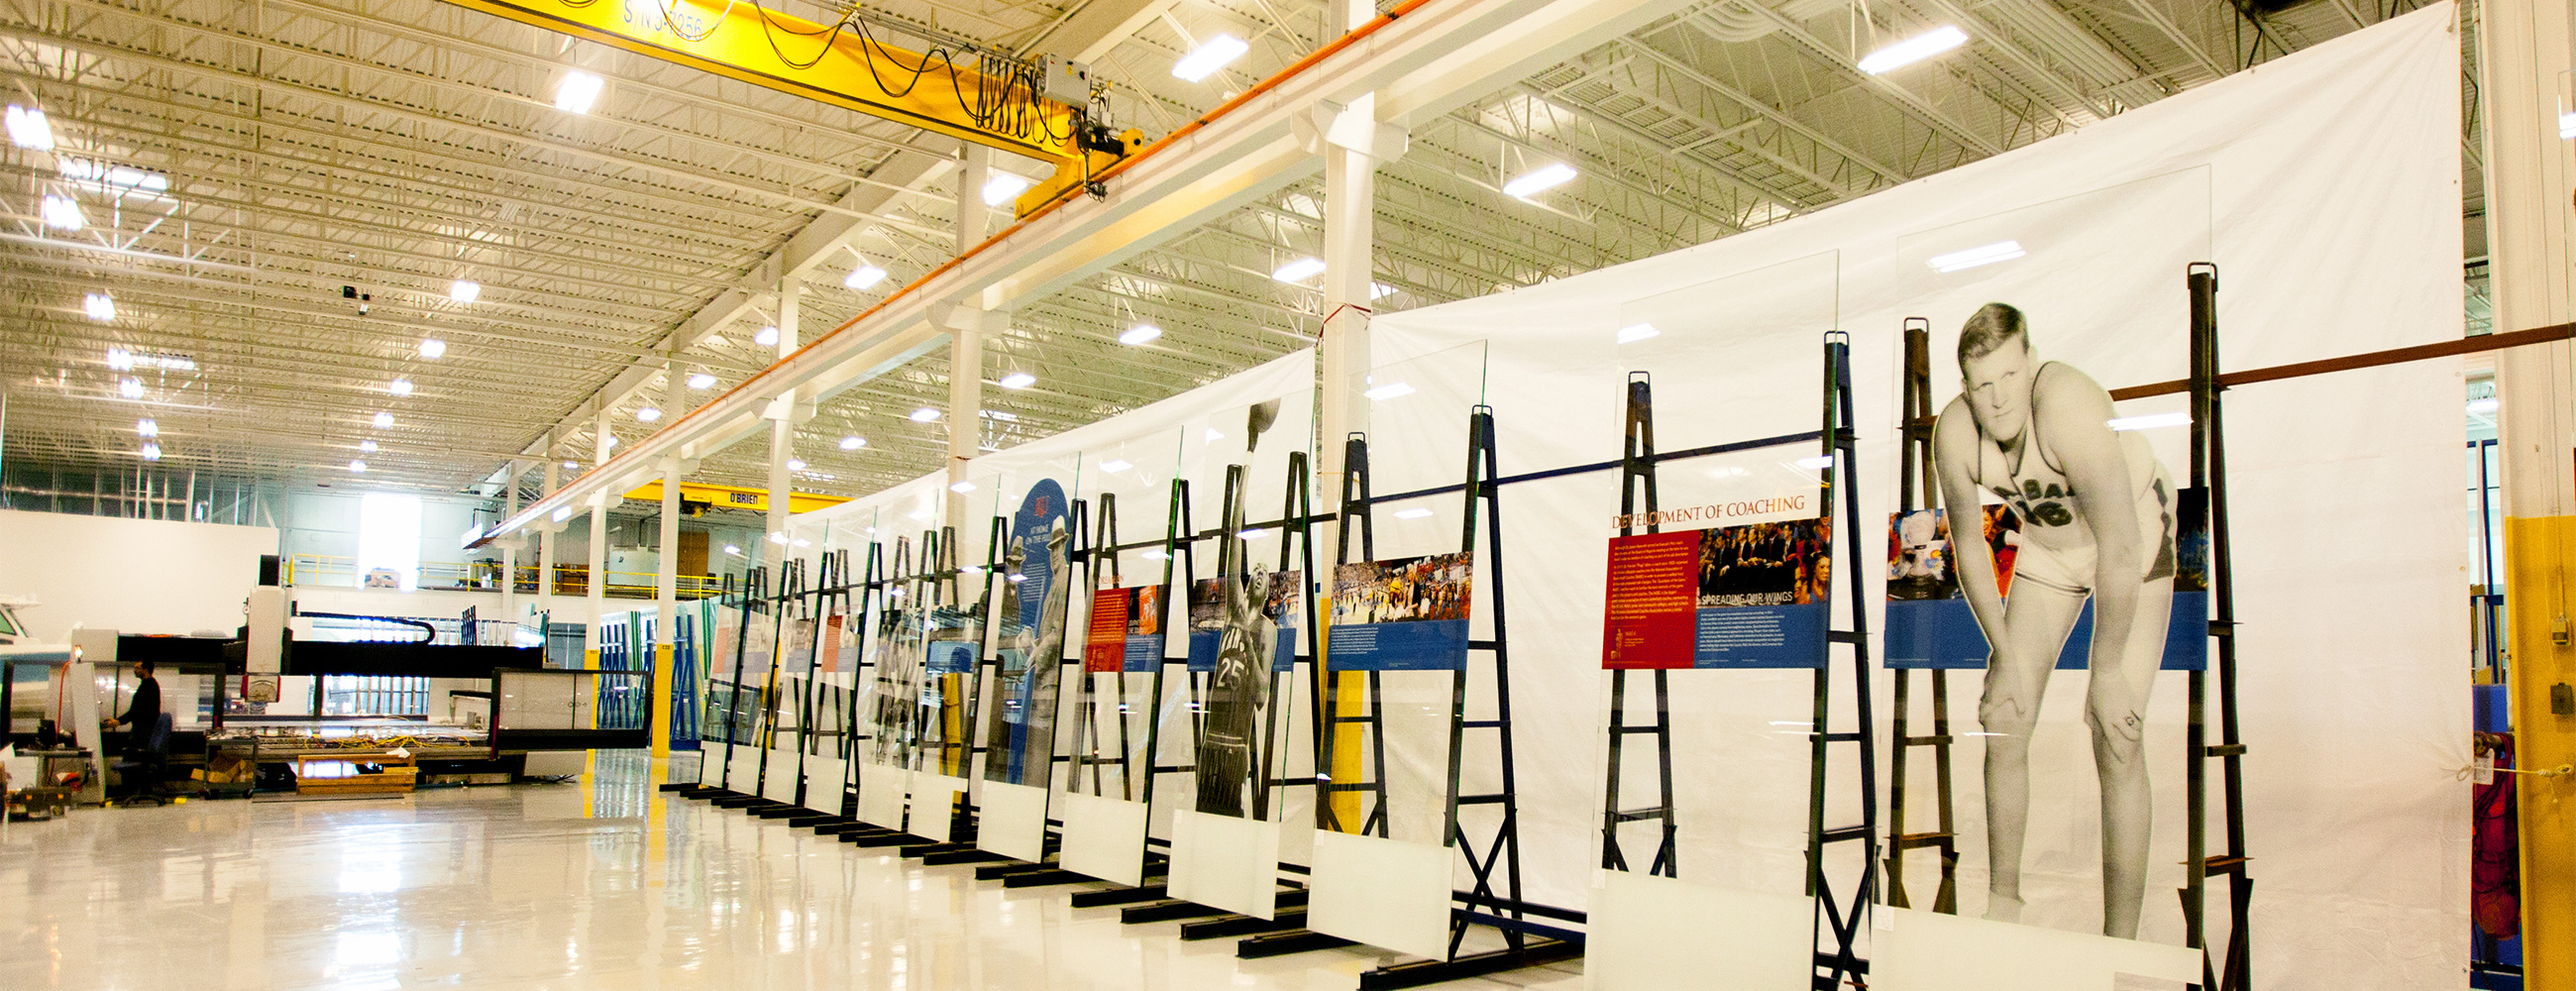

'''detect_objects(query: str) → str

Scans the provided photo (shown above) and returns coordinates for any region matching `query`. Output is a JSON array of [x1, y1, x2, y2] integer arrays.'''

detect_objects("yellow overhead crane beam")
[[623, 480, 850, 515], [442, 0, 1137, 213]]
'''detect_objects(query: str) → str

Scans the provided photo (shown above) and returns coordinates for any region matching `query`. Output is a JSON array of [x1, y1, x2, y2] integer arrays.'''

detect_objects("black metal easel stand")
[[1808, 332, 1878, 990], [1600, 372, 1679, 879], [1884, 318, 1961, 914], [2182, 263, 2253, 991]]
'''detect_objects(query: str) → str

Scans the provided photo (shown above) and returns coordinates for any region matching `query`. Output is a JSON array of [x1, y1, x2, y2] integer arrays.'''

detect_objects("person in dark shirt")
[[105, 660, 161, 737]]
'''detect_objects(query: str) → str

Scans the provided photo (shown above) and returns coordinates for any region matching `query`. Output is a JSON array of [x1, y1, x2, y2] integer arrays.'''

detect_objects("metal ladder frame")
[[1884, 317, 1961, 915]]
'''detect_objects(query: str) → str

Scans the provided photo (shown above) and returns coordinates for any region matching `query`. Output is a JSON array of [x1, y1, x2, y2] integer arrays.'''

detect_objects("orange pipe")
[[512, 0, 1439, 533]]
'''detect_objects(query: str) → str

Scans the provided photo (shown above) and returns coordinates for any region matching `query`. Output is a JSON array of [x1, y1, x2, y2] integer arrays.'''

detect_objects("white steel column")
[[538, 452, 559, 626], [655, 360, 685, 761], [2482, 0, 2576, 981], [950, 145, 994, 527], [947, 317, 985, 526], [959, 144, 993, 252], [1316, 0, 1392, 513], [499, 459, 520, 622], [766, 273, 802, 562], [1314, 0, 1385, 834], [588, 409, 611, 670]]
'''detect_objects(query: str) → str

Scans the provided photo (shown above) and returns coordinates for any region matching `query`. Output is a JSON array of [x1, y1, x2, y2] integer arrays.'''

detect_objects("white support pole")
[[950, 144, 994, 529], [767, 273, 802, 563], [500, 459, 520, 621], [959, 144, 993, 253], [655, 360, 685, 761], [947, 316, 985, 528], [588, 409, 611, 670], [538, 452, 559, 627], [2481, 0, 2576, 979], [1313, 0, 1381, 834]]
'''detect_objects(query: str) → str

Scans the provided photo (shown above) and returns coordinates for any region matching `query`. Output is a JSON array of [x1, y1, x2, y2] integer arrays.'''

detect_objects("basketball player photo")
[[1932, 302, 2180, 939]]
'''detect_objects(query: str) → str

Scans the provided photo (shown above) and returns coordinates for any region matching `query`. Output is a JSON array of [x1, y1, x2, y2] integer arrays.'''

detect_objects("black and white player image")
[[1932, 302, 2178, 939]]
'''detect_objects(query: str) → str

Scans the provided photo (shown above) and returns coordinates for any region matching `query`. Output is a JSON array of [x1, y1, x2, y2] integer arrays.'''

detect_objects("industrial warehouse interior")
[[0, 0, 2547, 987]]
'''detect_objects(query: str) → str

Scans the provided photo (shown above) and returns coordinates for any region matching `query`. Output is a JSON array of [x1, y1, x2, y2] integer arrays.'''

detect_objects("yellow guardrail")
[[283, 554, 722, 600]]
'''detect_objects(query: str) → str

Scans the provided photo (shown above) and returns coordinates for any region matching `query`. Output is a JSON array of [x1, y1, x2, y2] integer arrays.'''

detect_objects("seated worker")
[[102, 659, 161, 740]]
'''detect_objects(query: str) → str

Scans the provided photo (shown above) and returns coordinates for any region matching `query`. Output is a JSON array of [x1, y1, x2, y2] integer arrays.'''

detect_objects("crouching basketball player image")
[[1933, 302, 2178, 939]]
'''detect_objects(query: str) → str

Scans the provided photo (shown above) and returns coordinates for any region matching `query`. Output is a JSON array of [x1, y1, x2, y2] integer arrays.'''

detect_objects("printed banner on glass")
[[1328, 553, 1471, 671], [1188, 571, 1301, 673], [1084, 585, 1166, 673], [1882, 493, 2208, 670], [983, 480, 1074, 786], [1193, 567, 1299, 817], [1600, 517, 1832, 669]]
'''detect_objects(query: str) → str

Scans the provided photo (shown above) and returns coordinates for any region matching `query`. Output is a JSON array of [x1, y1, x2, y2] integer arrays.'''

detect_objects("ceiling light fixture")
[[1364, 382, 1415, 401], [118, 378, 143, 398], [724, 544, 742, 556], [552, 506, 574, 522], [998, 372, 1035, 389], [910, 407, 940, 422], [554, 70, 604, 113], [1502, 163, 1577, 198], [41, 194, 82, 231], [360, 440, 378, 452], [787, 459, 807, 471], [1859, 25, 1969, 74], [635, 406, 661, 422], [373, 411, 394, 428], [418, 339, 446, 359], [1172, 34, 1249, 81], [1927, 240, 2026, 274], [349, 459, 369, 473], [1271, 257, 1327, 282], [449, 279, 481, 304], [981, 172, 1031, 206], [84, 292, 114, 322], [5, 105, 54, 150], [1394, 507, 1434, 519], [844, 264, 887, 290], [1120, 324, 1162, 345], [141, 443, 161, 461], [563, 460, 578, 469], [106, 347, 134, 371], [754, 325, 780, 347], [949, 481, 977, 494], [1618, 323, 1660, 344], [1796, 455, 1836, 470], [388, 379, 414, 396], [1099, 459, 1131, 472], [136, 418, 157, 437], [687, 373, 717, 389], [839, 435, 866, 450]]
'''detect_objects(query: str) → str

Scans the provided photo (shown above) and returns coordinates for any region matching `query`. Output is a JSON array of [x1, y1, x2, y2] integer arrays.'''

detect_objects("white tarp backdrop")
[[1368, 6, 2463, 987]]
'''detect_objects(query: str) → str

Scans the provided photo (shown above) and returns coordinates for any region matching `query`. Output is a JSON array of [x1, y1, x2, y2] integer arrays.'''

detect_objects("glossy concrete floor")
[[0, 752, 1581, 991]]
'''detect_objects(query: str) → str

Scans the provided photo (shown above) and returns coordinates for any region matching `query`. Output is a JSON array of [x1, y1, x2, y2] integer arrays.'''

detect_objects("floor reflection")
[[0, 749, 1581, 990]]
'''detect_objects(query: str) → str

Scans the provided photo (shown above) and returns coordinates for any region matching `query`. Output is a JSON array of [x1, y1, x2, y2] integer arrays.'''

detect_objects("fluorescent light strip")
[[1364, 382, 1415, 401], [1617, 323, 1659, 344], [1858, 26, 1968, 74], [1927, 240, 2025, 274], [1502, 163, 1577, 198], [1172, 35, 1249, 82], [1272, 257, 1327, 282]]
